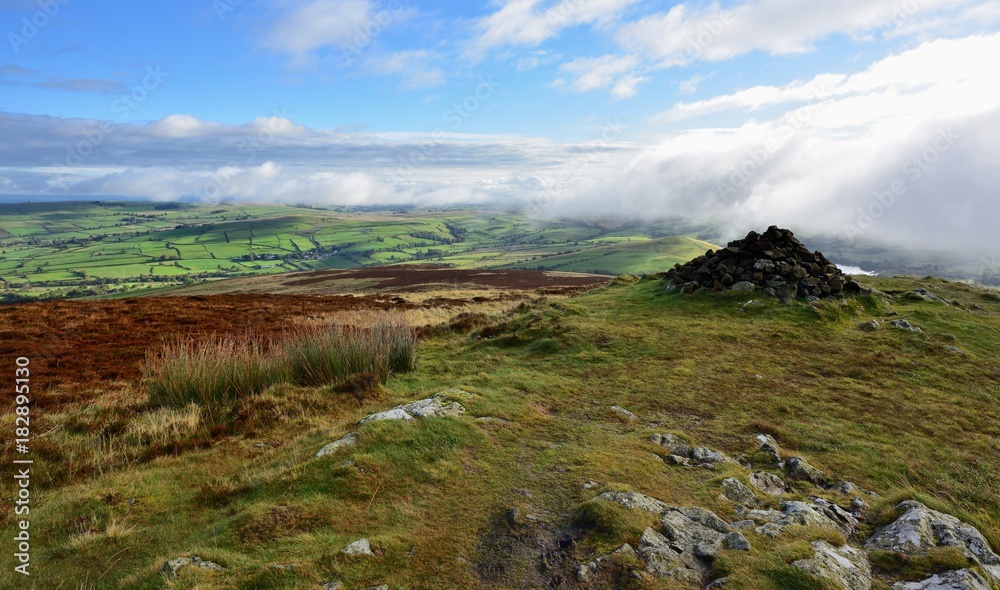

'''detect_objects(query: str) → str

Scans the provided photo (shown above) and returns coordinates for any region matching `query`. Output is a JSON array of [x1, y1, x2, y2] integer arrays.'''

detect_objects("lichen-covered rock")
[[575, 543, 636, 582], [755, 434, 783, 464], [749, 471, 790, 495], [672, 506, 730, 534], [787, 456, 826, 484], [597, 491, 671, 515], [649, 433, 692, 457], [609, 405, 636, 421], [661, 510, 726, 560], [315, 432, 358, 457], [811, 497, 859, 536], [721, 477, 759, 507], [891, 569, 991, 590], [865, 501, 1000, 584], [891, 319, 923, 333], [358, 408, 414, 425], [692, 446, 733, 464], [159, 556, 224, 577], [724, 531, 751, 551], [792, 541, 872, 590], [341, 539, 374, 556]]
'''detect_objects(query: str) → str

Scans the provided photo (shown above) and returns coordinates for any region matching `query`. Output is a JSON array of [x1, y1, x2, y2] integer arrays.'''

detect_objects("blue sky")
[[1, 0, 1000, 250]]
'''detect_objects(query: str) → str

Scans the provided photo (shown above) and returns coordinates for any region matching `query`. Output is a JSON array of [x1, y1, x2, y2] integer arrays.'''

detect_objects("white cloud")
[[263, 0, 376, 58], [547, 34, 1000, 251], [616, 0, 983, 66], [679, 73, 712, 95], [364, 50, 446, 89], [654, 35, 1000, 122], [467, 0, 639, 57], [553, 54, 645, 98]]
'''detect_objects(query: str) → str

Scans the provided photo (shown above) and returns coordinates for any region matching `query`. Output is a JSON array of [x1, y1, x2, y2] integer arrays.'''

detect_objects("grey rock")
[[749, 471, 790, 495], [661, 509, 726, 559], [359, 408, 414, 425], [859, 320, 882, 332], [692, 446, 733, 464], [705, 577, 729, 589], [756, 523, 783, 538], [782, 500, 843, 530], [341, 539, 374, 556], [316, 432, 358, 457], [665, 454, 692, 466], [366, 586, 390, 590], [741, 299, 764, 311], [321, 582, 344, 590], [944, 346, 966, 355], [159, 556, 224, 577], [597, 491, 670, 515], [755, 433, 783, 464], [475, 416, 511, 424], [732, 281, 756, 292], [912, 289, 950, 305], [610, 405, 636, 421], [399, 393, 466, 418], [649, 433, 693, 457], [582, 480, 600, 490], [787, 456, 826, 484], [792, 541, 872, 590], [575, 543, 636, 582], [721, 477, 759, 507], [851, 497, 869, 512], [673, 506, 730, 534], [729, 520, 755, 531], [811, 497, 860, 536], [831, 481, 860, 495], [724, 531, 751, 551], [891, 319, 923, 333], [865, 501, 1000, 584], [891, 569, 991, 590]]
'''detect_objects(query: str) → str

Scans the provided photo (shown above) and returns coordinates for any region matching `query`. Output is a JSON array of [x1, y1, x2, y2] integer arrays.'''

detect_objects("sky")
[[1, 0, 999, 250]]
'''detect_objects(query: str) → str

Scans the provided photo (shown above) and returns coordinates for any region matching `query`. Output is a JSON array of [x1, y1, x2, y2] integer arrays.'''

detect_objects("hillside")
[[1, 274, 998, 589], [0, 202, 720, 301]]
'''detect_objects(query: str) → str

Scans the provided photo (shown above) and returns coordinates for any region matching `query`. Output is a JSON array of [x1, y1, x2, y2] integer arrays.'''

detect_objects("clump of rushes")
[[145, 320, 416, 420]]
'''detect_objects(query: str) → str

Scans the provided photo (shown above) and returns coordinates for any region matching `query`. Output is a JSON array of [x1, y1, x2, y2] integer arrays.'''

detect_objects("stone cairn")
[[665, 226, 862, 299]]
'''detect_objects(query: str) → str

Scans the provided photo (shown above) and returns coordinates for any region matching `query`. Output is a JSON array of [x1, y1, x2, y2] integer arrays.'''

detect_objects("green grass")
[[1, 276, 998, 588]]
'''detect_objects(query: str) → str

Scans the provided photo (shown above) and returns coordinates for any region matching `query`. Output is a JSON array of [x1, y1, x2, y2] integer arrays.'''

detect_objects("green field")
[[0, 202, 723, 300]]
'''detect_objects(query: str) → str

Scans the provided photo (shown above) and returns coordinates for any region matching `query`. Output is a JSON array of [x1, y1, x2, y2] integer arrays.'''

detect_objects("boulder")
[[341, 539, 374, 556], [159, 556, 224, 577], [891, 319, 923, 333], [610, 405, 637, 421], [724, 531, 751, 551], [865, 501, 1000, 584], [399, 394, 466, 418], [749, 471, 790, 495], [661, 510, 726, 559], [859, 320, 882, 332], [359, 408, 414, 425], [315, 432, 358, 457], [720, 478, 759, 507], [792, 541, 872, 590], [575, 543, 636, 582], [755, 434, 783, 464], [692, 446, 733, 464], [787, 456, 826, 485], [891, 569, 991, 590], [649, 433, 692, 457], [597, 491, 670, 515]]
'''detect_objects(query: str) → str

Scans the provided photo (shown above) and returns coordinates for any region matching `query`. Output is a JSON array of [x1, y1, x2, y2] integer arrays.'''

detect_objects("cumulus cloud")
[[263, 0, 377, 58], [546, 34, 1000, 251]]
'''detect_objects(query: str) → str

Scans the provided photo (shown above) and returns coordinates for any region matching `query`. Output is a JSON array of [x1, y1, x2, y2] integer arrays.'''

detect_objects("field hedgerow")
[[144, 320, 416, 418]]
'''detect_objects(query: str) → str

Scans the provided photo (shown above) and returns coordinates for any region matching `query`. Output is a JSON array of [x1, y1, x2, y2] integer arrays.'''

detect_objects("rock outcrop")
[[792, 541, 872, 590], [891, 569, 992, 590], [865, 501, 1000, 585], [665, 226, 862, 299]]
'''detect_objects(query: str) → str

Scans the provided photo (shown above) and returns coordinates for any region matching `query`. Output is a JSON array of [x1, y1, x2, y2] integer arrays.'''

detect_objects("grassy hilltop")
[[1, 274, 998, 589]]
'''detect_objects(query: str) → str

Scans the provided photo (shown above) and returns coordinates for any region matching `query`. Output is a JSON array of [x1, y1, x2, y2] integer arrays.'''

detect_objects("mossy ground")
[[2, 276, 998, 589]]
